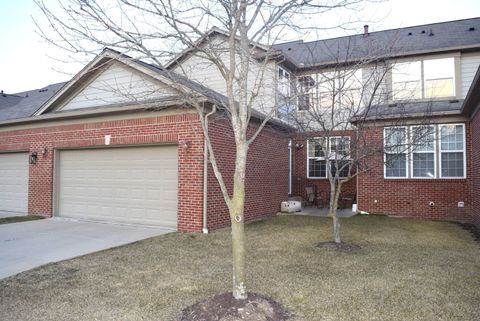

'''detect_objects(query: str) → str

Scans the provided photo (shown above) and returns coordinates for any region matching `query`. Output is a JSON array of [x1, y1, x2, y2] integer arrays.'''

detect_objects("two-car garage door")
[[55, 146, 178, 229]]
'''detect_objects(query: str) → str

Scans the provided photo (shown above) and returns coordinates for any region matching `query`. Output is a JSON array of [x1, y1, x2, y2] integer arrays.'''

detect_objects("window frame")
[[383, 123, 466, 179], [383, 126, 409, 179], [391, 57, 456, 101], [410, 125, 436, 179], [277, 66, 291, 97], [439, 123, 466, 179], [307, 136, 351, 179]]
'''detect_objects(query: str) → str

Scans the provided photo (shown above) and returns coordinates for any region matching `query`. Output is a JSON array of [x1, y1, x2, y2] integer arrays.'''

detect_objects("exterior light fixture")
[[30, 152, 38, 164], [295, 143, 304, 150]]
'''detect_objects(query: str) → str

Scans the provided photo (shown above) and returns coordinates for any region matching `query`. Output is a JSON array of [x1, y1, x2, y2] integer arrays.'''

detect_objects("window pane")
[[425, 78, 454, 98], [331, 160, 350, 177], [412, 153, 435, 178], [309, 159, 326, 178], [308, 139, 325, 158], [424, 58, 454, 98], [278, 68, 291, 96], [411, 126, 434, 152], [385, 127, 407, 153], [330, 137, 350, 159], [392, 61, 422, 100], [440, 124, 464, 151], [385, 153, 407, 177], [441, 152, 464, 177]]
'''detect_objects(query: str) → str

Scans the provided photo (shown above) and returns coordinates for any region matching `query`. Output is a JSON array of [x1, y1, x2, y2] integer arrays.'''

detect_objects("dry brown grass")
[[0, 215, 479, 321]]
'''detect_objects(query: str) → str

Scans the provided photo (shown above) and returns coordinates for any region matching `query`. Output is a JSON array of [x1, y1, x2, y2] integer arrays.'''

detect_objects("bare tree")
[[284, 37, 435, 244], [34, 0, 369, 299]]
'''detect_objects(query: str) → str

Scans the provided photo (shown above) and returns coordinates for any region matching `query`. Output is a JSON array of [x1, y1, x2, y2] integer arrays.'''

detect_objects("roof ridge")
[[276, 16, 480, 46]]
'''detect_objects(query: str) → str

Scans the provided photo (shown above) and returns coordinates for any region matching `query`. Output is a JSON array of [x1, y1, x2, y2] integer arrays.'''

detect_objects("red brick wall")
[[471, 108, 480, 228], [206, 117, 289, 230], [0, 113, 205, 232], [291, 132, 357, 207], [357, 124, 472, 222]]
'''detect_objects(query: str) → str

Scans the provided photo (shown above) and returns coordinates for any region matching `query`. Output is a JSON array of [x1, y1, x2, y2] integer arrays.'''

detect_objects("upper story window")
[[392, 57, 455, 101], [278, 67, 291, 97], [297, 69, 363, 111], [384, 123, 465, 179]]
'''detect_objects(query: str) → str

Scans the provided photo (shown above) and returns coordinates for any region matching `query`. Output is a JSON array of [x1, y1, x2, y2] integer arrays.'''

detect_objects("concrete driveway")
[[0, 218, 171, 279]]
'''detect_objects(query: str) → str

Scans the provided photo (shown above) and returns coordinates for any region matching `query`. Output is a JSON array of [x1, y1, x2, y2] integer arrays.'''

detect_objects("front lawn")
[[0, 215, 478, 321]]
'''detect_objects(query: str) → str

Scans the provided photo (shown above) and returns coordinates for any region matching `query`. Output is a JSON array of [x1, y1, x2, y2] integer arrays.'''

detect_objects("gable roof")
[[35, 48, 230, 116], [0, 82, 66, 121], [274, 17, 480, 68]]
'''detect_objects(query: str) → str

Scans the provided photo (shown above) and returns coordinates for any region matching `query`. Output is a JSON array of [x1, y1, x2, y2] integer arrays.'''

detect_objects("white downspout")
[[203, 106, 216, 234], [288, 139, 292, 196]]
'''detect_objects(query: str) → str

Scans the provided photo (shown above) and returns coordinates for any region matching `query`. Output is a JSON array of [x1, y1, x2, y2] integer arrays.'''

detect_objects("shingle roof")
[[0, 83, 66, 121], [274, 17, 480, 68], [358, 99, 464, 122]]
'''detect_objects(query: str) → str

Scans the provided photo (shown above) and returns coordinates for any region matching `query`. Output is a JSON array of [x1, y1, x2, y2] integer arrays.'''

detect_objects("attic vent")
[[449, 99, 459, 103], [388, 103, 397, 107], [287, 47, 292, 51], [421, 30, 426, 34], [407, 32, 412, 36], [469, 27, 475, 31], [428, 29, 434, 36], [39, 89, 48, 92], [1, 90, 5, 97]]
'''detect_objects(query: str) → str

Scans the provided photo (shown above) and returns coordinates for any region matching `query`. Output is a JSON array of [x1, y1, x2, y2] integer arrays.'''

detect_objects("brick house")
[[1, 17, 480, 232]]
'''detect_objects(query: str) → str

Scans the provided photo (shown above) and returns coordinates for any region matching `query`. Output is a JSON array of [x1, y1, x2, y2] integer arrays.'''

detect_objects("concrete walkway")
[[0, 218, 171, 279]]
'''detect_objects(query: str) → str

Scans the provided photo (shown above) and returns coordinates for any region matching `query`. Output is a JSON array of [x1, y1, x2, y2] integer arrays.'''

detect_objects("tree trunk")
[[333, 215, 341, 244], [328, 181, 342, 244], [231, 213, 246, 299], [230, 141, 248, 300]]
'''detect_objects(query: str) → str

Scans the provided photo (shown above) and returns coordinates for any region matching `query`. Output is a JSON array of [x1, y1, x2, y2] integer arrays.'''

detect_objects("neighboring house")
[[1, 17, 479, 231]]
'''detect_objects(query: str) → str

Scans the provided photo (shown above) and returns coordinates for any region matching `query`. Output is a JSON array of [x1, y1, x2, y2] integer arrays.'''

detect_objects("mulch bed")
[[315, 241, 362, 252], [180, 292, 293, 321]]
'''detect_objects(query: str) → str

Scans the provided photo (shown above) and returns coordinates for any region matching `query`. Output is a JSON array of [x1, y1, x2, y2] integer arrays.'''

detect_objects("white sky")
[[0, 0, 479, 93]]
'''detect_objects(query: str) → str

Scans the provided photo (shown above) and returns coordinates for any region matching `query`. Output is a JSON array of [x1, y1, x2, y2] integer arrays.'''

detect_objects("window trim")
[[383, 123, 466, 179], [383, 126, 409, 179], [391, 57, 457, 101], [439, 123, 466, 179], [410, 125, 436, 179], [307, 136, 351, 179]]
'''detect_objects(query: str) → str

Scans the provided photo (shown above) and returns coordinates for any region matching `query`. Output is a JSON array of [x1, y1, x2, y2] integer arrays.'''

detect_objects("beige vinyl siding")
[[60, 62, 177, 111], [0, 153, 28, 214], [172, 39, 276, 115], [56, 146, 178, 229], [460, 53, 480, 97]]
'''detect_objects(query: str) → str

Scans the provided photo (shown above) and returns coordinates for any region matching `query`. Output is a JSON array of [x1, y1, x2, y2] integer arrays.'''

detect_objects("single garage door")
[[56, 146, 178, 229], [0, 153, 28, 215]]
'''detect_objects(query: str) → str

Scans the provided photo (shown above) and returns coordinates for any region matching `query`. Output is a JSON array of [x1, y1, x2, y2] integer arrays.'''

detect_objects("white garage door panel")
[[0, 153, 28, 214], [57, 146, 178, 228]]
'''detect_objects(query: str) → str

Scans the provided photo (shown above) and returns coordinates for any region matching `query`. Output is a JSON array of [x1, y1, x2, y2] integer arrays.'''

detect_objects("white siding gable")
[[60, 62, 177, 111], [460, 53, 480, 98]]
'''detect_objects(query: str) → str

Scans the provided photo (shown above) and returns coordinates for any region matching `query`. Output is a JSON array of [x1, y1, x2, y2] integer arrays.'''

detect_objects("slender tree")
[[286, 37, 434, 244], [35, 0, 368, 299]]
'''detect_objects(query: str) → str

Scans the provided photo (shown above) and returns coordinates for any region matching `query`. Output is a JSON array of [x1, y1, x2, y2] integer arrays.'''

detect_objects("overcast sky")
[[0, 0, 479, 93]]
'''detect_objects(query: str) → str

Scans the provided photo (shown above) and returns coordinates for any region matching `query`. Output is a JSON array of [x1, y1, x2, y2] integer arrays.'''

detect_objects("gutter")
[[202, 106, 216, 234]]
